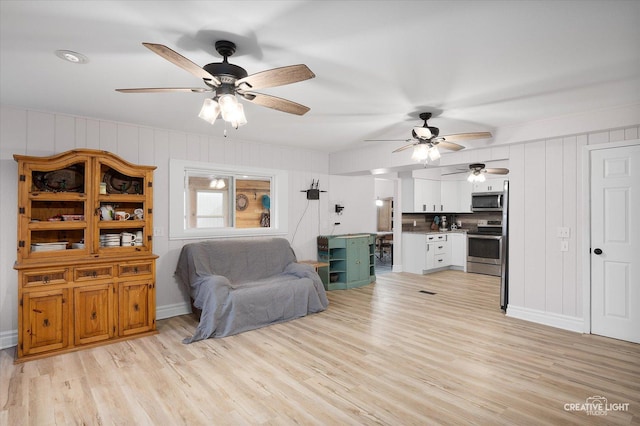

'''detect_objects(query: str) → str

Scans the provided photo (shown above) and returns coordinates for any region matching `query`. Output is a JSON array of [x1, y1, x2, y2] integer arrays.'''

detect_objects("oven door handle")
[[468, 234, 502, 240]]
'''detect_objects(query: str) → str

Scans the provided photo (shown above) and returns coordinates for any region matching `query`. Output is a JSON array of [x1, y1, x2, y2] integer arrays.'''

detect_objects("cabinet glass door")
[[23, 160, 89, 259], [96, 160, 151, 254]]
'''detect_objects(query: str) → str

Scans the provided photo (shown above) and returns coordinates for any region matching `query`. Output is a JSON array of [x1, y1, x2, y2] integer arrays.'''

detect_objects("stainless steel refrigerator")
[[500, 180, 509, 311]]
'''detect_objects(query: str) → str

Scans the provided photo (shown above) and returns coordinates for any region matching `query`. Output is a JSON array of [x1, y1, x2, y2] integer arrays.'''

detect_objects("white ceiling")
[[1, 1, 639, 153]]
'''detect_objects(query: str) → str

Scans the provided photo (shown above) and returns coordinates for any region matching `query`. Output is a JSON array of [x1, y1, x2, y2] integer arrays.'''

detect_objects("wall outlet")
[[557, 227, 570, 238], [153, 227, 165, 237], [560, 240, 569, 252]]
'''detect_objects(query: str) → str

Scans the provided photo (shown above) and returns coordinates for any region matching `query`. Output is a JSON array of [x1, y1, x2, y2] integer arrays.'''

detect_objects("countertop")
[[403, 229, 471, 235]]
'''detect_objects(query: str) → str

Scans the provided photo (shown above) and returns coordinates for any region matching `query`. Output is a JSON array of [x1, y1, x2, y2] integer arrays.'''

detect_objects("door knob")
[[594, 248, 603, 255]]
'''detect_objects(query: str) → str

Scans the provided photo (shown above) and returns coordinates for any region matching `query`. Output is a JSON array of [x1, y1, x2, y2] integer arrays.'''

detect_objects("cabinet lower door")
[[74, 283, 115, 345], [346, 238, 370, 283], [22, 289, 69, 356], [119, 280, 155, 336]]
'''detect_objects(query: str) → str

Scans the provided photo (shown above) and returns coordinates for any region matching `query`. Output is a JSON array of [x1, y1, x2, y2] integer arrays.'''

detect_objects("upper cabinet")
[[402, 178, 441, 212], [402, 176, 473, 213], [472, 178, 506, 193], [441, 180, 473, 213], [14, 149, 156, 263]]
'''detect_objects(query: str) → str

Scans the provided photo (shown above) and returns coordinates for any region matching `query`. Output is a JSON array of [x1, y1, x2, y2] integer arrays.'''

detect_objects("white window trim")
[[169, 158, 288, 239]]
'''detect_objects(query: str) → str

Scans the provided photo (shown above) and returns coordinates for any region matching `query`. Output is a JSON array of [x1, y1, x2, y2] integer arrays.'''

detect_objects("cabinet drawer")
[[74, 265, 114, 281], [426, 234, 447, 242], [434, 243, 448, 255], [22, 268, 69, 287], [434, 254, 448, 266], [118, 261, 153, 278]]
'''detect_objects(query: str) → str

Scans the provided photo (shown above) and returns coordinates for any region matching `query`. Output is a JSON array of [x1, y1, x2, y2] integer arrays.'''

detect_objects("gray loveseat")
[[175, 237, 329, 343]]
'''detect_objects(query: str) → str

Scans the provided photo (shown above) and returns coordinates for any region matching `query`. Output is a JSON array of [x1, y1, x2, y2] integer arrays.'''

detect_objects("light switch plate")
[[560, 240, 569, 252], [557, 227, 570, 238]]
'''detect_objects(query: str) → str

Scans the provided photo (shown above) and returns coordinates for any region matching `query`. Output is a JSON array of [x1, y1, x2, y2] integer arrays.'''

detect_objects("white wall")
[[0, 105, 375, 348], [506, 126, 640, 330], [328, 175, 377, 235]]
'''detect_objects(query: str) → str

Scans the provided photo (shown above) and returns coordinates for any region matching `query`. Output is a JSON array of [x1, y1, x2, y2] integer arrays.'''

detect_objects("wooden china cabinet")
[[13, 149, 158, 361]]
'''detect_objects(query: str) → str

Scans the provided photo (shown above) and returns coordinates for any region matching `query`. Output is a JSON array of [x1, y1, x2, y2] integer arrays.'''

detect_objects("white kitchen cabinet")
[[473, 178, 506, 193], [402, 178, 441, 212], [441, 181, 473, 213], [458, 182, 473, 213], [425, 233, 450, 271], [402, 232, 468, 274], [449, 233, 467, 271], [402, 233, 427, 274], [440, 181, 459, 212], [403, 178, 474, 213]]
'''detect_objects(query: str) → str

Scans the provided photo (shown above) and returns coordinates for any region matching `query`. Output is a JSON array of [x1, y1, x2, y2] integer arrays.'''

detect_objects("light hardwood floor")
[[2, 270, 639, 425]]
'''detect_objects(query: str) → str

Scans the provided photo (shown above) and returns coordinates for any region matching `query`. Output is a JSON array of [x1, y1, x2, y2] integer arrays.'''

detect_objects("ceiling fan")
[[116, 40, 315, 128], [443, 163, 510, 182], [366, 112, 492, 163]]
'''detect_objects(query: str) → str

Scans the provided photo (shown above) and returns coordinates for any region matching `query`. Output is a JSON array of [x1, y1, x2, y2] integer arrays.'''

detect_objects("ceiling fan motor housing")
[[203, 62, 248, 86], [469, 163, 486, 173]]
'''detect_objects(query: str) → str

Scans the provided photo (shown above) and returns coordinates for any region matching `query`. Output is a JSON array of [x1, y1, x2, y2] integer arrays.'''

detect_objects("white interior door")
[[590, 143, 640, 343]]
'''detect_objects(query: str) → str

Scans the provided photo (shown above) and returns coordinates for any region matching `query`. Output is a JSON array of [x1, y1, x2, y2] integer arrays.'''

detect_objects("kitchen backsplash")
[[402, 211, 502, 232]]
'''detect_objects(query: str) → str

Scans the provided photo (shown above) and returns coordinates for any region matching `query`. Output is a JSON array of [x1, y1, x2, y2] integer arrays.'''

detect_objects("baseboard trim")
[[0, 330, 18, 351], [156, 302, 192, 320], [506, 305, 584, 333], [0, 302, 193, 350]]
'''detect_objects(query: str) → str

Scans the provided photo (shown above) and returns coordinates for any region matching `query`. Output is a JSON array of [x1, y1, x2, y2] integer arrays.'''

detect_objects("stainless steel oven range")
[[467, 223, 503, 276]]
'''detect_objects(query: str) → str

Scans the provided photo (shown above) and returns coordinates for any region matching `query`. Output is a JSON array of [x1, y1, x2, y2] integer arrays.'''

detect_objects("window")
[[195, 191, 226, 228], [169, 159, 288, 239]]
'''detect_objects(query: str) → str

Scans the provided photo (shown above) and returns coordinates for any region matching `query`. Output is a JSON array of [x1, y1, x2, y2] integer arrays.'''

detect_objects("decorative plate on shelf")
[[103, 169, 143, 194], [236, 193, 249, 211], [33, 168, 84, 192]]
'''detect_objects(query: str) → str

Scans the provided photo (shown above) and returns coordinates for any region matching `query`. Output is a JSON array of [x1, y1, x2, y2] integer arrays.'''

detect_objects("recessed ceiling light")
[[55, 50, 89, 64]]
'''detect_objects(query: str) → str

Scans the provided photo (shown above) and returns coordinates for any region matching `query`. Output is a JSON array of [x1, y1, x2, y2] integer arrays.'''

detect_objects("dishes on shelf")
[[31, 242, 68, 252], [33, 167, 85, 192], [61, 214, 84, 221], [100, 234, 121, 247], [103, 169, 143, 194]]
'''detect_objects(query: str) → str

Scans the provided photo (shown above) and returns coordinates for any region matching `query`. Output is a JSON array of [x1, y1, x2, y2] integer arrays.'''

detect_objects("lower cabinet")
[[402, 232, 467, 274], [426, 235, 450, 270], [74, 283, 115, 346], [119, 280, 155, 336], [21, 288, 70, 356], [16, 257, 157, 361]]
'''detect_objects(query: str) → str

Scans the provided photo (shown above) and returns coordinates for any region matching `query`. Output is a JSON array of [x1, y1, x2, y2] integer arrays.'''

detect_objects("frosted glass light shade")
[[467, 172, 486, 182], [198, 98, 220, 124], [428, 146, 441, 161], [411, 144, 430, 161]]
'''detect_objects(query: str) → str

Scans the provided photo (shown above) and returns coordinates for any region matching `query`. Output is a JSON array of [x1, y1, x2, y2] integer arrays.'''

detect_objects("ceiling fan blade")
[[392, 142, 416, 153], [241, 92, 310, 115], [116, 87, 213, 93], [441, 170, 469, 176], [236, 64, 315, 90], [142, 42, 221, 86], [440, 132, 493, 142], [436, 141, 465, 151], [485, 168, 510, 175], [364, 139, 411, 142]]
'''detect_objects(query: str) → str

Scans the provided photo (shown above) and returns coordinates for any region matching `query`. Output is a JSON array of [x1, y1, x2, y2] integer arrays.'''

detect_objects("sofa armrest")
[[285, 262, 317, 279]]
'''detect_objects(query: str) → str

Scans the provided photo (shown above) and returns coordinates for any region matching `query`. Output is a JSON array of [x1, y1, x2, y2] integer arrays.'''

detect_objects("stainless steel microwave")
[[472, 192, 503, 211]]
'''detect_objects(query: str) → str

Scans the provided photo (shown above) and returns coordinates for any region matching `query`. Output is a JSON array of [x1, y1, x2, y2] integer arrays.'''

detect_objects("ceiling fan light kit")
[[466, 163, 509, 182], [367, 112, 493, 165], [467, 171, 487, 183], [117, 40, 315, 130]]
